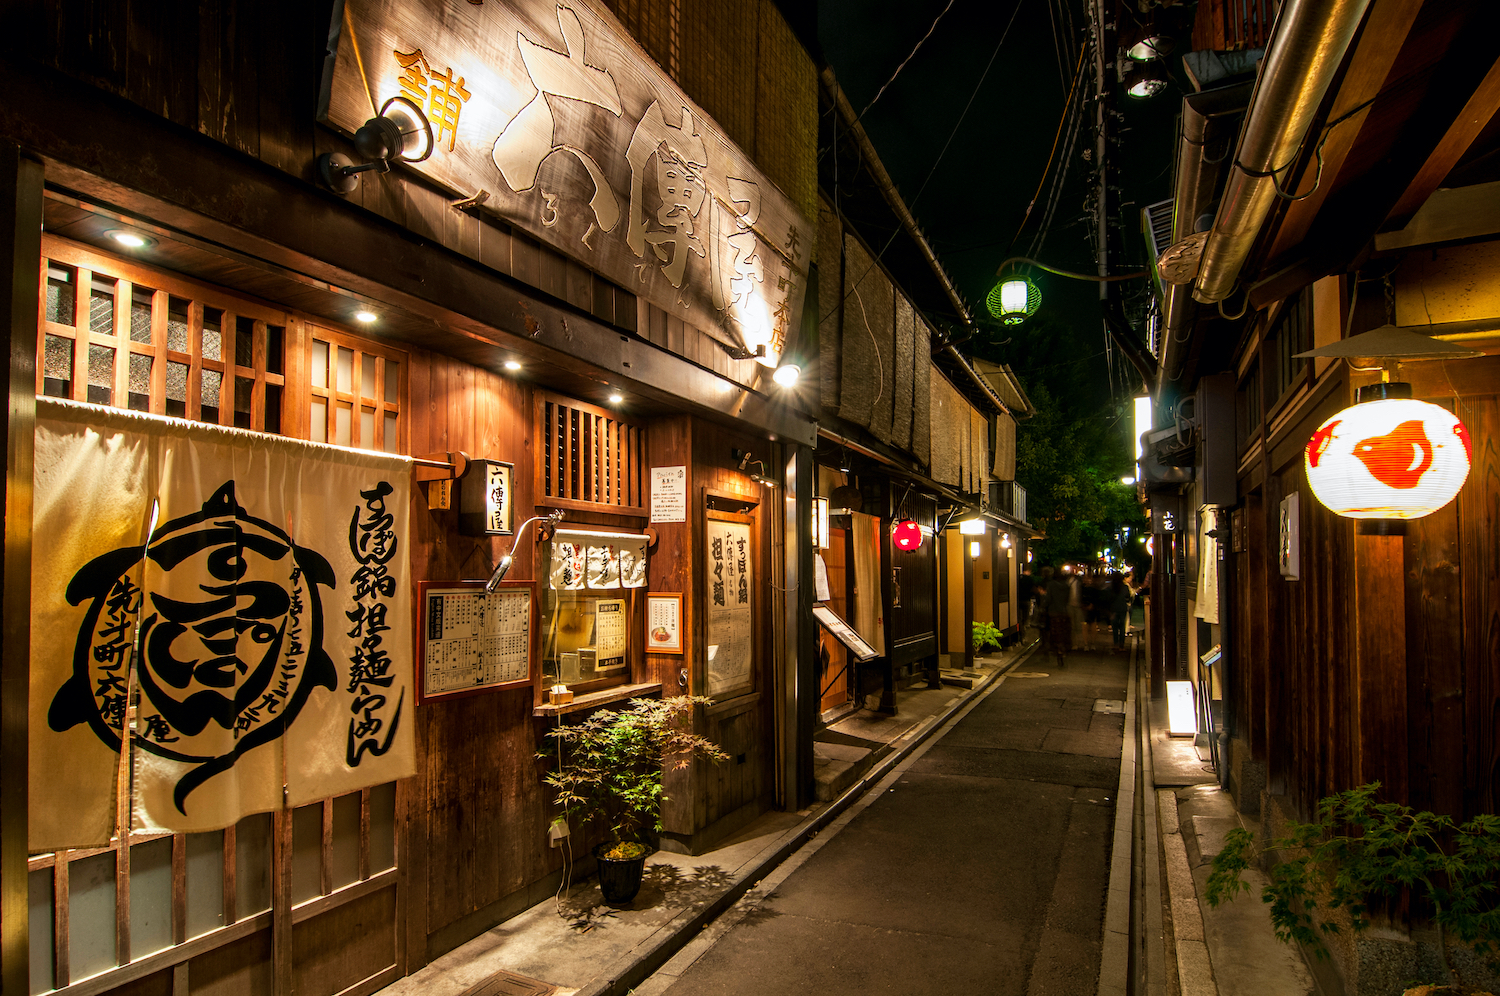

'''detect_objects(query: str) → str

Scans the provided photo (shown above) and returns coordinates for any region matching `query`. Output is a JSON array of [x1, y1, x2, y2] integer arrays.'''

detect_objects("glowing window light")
[[892, 519, 922, 551], [1304, 390, 1470, 523]]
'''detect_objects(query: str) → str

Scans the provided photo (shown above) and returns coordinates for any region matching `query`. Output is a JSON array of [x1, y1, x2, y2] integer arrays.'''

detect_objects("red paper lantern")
[[892, 519, 923, 551], [1304, 394, 1470, 521]]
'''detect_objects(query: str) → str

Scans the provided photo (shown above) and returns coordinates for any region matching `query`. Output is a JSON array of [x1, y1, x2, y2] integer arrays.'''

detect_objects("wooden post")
[[1353, 533, 1408, 800], [1, 146, 42, 996]]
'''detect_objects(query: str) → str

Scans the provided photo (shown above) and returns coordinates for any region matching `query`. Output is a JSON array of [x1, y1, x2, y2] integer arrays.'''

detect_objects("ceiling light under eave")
[[772, 363, 801, 387], [106, 229, 155, 249]]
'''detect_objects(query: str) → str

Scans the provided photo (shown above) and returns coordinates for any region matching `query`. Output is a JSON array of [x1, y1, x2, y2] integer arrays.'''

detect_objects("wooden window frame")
[[535, 390, 646, 516], [305, 325, 408, 455], [39, 236, 288, 433], [28, 789, 396, 996]]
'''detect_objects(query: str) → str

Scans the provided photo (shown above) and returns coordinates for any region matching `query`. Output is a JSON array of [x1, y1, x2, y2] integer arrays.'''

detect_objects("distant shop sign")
[[321, 0, 812, 368]]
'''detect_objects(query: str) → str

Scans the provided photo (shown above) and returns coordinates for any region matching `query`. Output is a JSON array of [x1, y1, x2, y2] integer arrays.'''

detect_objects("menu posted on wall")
[[418, 581, 534, 699], [706, 517, 752, 697], [651, 466, 687, 523]]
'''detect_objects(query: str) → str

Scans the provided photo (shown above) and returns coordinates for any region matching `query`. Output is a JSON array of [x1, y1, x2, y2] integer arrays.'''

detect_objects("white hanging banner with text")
[[30, 400, 414, 849]]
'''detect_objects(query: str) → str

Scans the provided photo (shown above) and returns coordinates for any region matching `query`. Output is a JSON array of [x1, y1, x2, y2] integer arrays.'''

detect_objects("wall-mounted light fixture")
[[772, 362, 801, 387], [958, 517, 986, 536], [812, 497, 829, 549], [485, 510, 565, 593], [969, 540, 982, 560], [318, 96, 435, 194], [733, 448, 777, 488]]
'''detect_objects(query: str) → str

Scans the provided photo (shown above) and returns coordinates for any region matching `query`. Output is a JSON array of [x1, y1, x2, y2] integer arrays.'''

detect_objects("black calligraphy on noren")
[[49, 482, 337, 813]]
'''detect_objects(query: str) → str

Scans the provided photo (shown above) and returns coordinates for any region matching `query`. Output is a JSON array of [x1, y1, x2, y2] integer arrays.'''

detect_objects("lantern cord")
[[857, 0, 958, 121], [995, 256, 1147, 281]]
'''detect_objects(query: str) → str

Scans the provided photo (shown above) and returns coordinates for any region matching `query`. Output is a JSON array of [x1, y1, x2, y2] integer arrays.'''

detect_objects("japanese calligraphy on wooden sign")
[[320, 0, 811, 366], [705, 515, 752, 697], [457, 458, 513, 536], [30, 400, 415, 848]]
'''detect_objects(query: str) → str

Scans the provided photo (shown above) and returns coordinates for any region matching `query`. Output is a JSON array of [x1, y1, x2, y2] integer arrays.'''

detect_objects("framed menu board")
[[417, 580, 535, 700]]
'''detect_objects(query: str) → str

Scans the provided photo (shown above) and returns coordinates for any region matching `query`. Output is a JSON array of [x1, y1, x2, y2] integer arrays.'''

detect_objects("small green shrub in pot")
[[972, 620, 1003, 652], [542, 696, 729, 861]]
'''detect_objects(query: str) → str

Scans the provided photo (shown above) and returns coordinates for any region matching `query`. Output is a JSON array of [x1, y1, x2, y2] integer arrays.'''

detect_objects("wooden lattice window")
[[39, 238, 287, 433], [307, 326, 406, 454], [536, 391, 645, 514]]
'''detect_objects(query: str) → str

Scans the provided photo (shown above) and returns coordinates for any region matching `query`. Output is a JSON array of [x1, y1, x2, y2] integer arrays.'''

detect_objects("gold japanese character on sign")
[[393, 48, 472, 153]]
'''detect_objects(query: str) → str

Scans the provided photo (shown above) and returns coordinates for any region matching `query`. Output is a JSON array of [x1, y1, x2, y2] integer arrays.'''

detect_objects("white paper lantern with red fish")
[[1304, 396, 1471, 520]]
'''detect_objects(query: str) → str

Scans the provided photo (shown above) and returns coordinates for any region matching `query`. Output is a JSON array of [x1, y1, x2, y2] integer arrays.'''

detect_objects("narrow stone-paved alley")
[[636, 647, 1128, 996]]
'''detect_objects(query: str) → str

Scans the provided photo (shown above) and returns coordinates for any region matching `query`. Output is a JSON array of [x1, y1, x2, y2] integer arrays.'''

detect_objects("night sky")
[[815, 0, 1183, 417]]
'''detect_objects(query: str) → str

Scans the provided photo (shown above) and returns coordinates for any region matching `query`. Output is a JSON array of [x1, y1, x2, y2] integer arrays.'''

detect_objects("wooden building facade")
[[1139, 0, 1500, 988], [0, 1, 829, 995]]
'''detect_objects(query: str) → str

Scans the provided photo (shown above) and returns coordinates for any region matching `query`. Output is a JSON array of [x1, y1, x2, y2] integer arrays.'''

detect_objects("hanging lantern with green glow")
[[987, 276, 1041, 325]]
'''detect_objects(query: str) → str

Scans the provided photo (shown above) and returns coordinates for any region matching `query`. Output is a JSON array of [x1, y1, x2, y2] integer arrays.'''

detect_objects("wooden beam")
[[1386, 51, 1500, 226]]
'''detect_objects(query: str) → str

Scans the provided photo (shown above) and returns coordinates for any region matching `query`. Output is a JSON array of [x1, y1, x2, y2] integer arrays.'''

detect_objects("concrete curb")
[[1097, 648, 1139, 996], [574, 641, 1041, 996]]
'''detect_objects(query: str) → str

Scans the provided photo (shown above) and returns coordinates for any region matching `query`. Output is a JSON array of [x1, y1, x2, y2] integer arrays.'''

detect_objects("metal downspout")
[[1156, 82, 1255, 401], [1192, 0, 1372, 304]]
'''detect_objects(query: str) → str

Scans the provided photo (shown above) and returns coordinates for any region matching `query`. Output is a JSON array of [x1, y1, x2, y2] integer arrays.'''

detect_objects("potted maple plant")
[[543, 696, 728, 905]]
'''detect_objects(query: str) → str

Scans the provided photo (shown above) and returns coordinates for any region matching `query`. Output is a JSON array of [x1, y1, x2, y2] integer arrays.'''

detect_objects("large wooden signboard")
[[321, 0, 812, 365]]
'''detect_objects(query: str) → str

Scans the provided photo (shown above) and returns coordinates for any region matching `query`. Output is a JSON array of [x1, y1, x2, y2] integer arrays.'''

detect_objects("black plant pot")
[[593, 842, 648, 906]]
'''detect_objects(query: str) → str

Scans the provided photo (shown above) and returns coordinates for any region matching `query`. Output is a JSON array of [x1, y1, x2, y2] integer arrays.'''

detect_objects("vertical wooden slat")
[[186, 302, 203, 423], [251, 319, 267, 430], [111, 278, 129, 409], [53, 855, 71, 988], [152, 297, 177, 417], [270, 809, 293, 996], [358, 787, 372, 883], [72, 268, 91, 402], [218, 311, 237, 427], [35, 255, 48, 395], [372, 356, 386, 451], [221, 824, 237, 927], [320, 800, 334, 897], [171, 834, 187, 945]]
